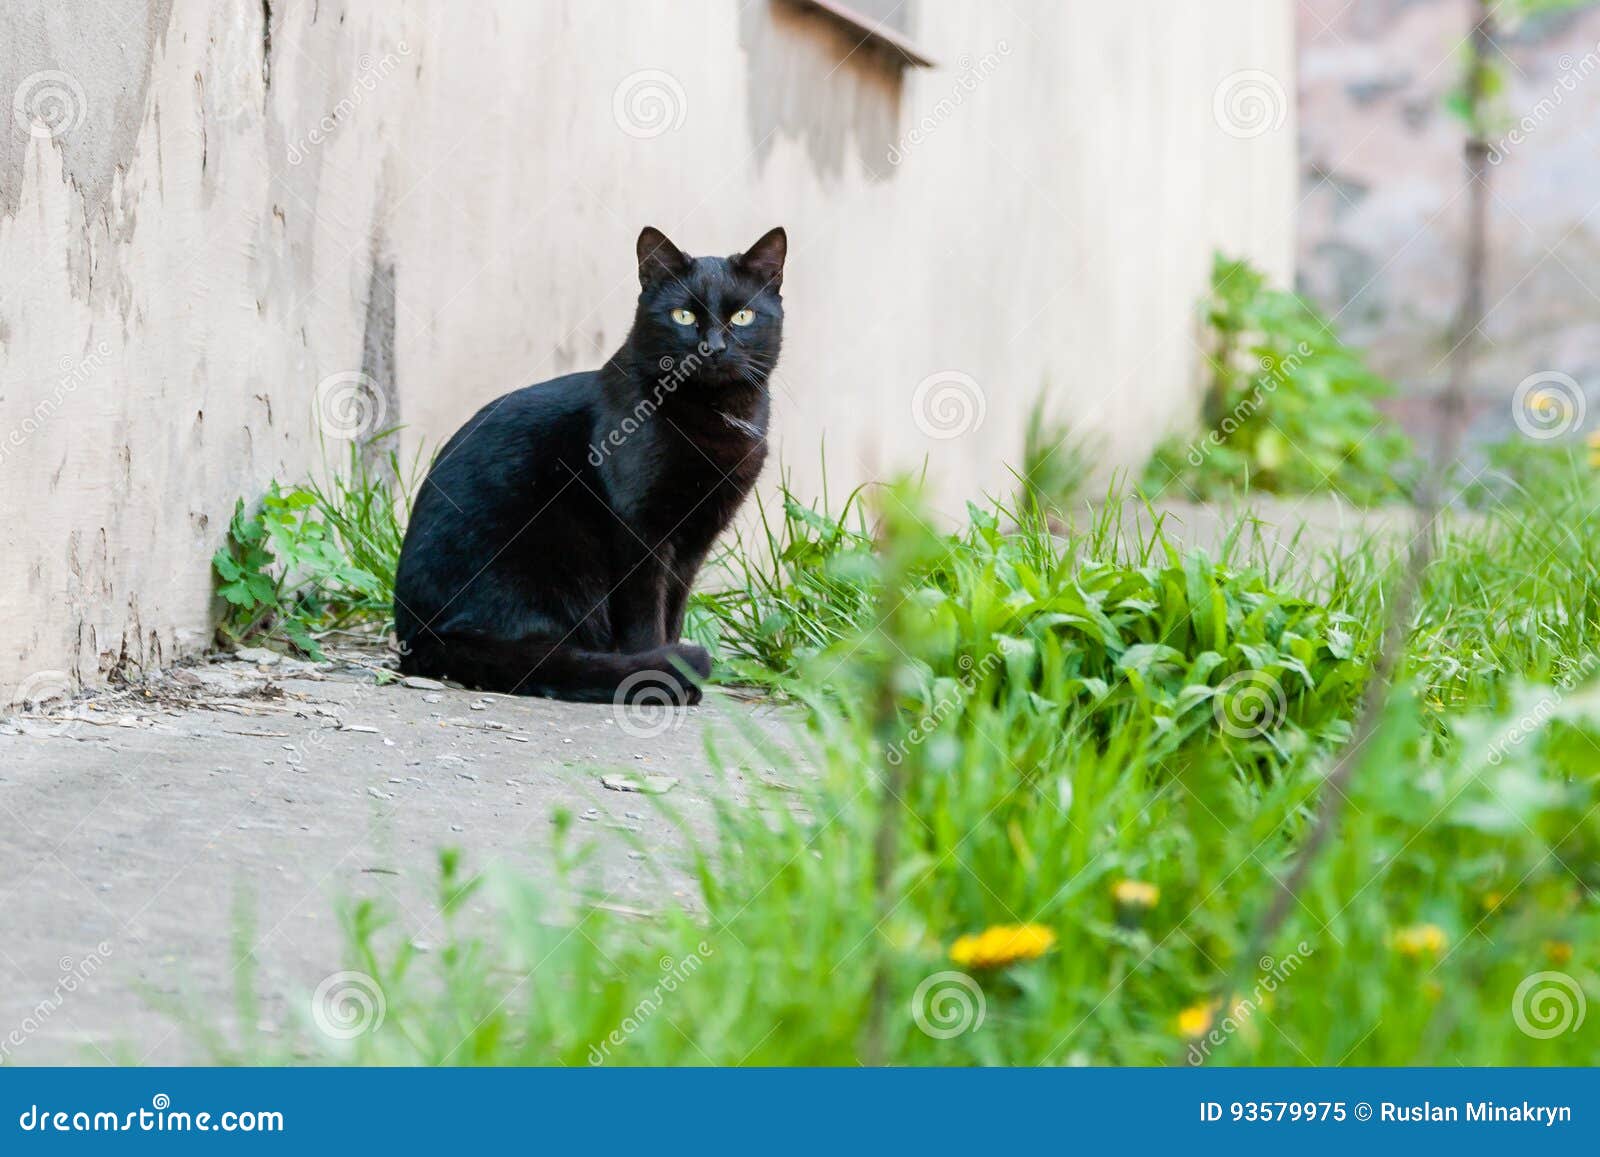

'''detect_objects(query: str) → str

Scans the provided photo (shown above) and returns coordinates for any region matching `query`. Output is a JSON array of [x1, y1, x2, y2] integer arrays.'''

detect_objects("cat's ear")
[[637, 226, 690, 286], [735, 227, 787, 291]]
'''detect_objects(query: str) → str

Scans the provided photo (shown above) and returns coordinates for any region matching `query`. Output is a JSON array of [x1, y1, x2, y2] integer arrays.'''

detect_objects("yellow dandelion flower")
[[1390, 923, 1448, 958], [1112, 880, 1160, 909], [948, 923, 1057, 970], [1176, 1000, 1216, 1038], [1544, 940, 1574, 966], [1481, 891, 1504, 913]]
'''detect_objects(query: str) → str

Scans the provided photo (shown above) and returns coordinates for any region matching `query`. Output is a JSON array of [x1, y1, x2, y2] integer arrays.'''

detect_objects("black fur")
[[393, 226, 787, 704]]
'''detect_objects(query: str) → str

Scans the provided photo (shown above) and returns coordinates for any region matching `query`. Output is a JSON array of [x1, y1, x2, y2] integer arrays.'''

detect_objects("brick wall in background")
[[1297, 0, 1600, 437]]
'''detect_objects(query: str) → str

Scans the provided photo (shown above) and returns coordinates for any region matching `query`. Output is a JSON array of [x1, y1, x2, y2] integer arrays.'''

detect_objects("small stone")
[[340, 724, 381, 734], [367, 786, 392, 800], [579, 807, 600, 821], [422, 693, 443, 704], [400, 675, 446, 690], [449, 824, 463, 833], [601, 774, 677, 795], [233, 646, 281, 666]]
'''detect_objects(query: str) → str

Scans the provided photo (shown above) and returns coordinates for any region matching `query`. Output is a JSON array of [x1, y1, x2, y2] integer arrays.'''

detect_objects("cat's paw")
[[669, 643, 713, 682], [617, 645, 709, 707]]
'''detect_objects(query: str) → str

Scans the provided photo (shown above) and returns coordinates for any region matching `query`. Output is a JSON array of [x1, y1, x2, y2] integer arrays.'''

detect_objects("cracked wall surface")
[[0, 0, 1295, 694]]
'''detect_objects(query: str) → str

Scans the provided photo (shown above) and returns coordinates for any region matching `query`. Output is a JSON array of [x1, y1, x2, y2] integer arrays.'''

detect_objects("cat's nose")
[[704, 331, 728, 357]]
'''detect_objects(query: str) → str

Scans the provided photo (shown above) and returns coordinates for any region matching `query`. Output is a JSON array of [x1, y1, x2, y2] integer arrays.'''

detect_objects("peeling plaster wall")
[[0, 0, 1294, 694]]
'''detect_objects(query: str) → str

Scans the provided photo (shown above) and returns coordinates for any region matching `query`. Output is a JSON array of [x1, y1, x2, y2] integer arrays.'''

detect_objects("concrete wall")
[[0, 0, 1296, 695], [1298, 0, 1600, 436]]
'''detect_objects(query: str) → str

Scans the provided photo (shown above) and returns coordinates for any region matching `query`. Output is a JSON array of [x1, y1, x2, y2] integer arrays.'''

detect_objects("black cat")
[[393, 226, 786, 704]]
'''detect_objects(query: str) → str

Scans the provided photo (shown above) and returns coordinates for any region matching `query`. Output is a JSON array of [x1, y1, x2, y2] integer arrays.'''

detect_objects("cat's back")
[[402, 371, 600, 557], [428, 372, 596, 486]]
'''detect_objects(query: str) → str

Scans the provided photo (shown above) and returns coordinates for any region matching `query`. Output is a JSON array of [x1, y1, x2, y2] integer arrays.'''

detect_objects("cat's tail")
[[398, 628, 711, 705]]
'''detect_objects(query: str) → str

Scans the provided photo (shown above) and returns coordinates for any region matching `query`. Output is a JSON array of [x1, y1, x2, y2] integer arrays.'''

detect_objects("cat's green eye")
[[670, 308, 696, 326], [730, 308, 756, 327]]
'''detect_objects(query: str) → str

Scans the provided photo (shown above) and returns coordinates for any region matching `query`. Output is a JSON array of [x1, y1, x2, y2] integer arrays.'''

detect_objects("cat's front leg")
[[609, 563, 669, 653], [663, 571, 690, 642]]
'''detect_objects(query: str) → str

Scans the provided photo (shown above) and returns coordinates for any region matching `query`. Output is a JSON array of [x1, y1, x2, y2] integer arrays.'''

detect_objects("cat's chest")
[[614, 426, 764, 547]]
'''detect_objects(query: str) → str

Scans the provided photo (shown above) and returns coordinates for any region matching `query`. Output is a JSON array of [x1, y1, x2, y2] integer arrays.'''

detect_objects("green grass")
[[222, 441, 1600, 1067], [212, 438, 421, 657], [1142, 255, 1416, 504]]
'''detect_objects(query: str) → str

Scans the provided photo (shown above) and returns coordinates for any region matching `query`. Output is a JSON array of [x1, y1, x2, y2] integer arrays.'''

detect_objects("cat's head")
[[631, 226, 786, 388]]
